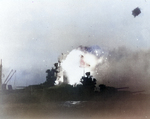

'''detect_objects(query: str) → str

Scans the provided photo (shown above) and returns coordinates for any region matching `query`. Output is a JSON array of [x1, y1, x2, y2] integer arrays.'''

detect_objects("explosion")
[[60, 45, 108, 85], [55, 46, 150, 93]]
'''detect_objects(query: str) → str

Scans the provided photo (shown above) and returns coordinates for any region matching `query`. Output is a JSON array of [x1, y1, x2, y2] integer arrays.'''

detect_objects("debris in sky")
[[132, 7, 141, 17]]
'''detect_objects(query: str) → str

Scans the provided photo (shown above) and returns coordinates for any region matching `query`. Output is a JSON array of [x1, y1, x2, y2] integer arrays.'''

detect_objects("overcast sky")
[[0, 0, 150, 87]]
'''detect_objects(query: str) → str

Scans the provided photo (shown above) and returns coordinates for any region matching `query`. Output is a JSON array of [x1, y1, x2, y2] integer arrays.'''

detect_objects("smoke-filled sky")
[[0, 0, 150, 90]]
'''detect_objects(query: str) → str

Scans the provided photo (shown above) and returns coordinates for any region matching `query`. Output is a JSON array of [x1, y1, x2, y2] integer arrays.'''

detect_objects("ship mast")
[[0, 59, 2, 89]]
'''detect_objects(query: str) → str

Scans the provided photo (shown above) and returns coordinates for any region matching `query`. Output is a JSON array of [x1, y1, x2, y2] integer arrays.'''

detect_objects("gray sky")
[[0, 0, 150, 87]]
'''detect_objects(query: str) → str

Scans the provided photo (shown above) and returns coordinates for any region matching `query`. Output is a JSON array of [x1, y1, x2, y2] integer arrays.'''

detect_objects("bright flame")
[[61, 46, 107, 85]]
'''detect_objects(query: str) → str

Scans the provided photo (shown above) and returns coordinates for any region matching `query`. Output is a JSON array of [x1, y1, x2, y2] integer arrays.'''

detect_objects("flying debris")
[[132, 7, 141, 17], [78, 45, 107, 58]]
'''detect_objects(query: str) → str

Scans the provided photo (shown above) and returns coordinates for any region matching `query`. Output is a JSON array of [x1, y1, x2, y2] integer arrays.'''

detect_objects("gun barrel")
[[117, 87, 129, 90]]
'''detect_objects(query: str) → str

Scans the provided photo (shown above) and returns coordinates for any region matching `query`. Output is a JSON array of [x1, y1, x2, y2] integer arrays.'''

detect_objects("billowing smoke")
[[96, 47, 150, 93], [61, 45, 108, 85], [60, 46, 150, 93]]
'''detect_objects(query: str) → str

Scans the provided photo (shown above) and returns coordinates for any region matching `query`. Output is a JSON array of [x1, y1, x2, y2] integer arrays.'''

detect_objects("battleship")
[[0, 58, 149, 119]]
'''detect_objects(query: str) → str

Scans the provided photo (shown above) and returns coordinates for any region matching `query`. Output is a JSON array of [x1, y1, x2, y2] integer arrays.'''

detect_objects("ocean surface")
[[0, 98, 150, 119]]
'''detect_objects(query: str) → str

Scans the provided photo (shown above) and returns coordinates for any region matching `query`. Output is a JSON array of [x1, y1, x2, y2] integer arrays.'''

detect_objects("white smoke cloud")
[[61, 46, 107, 85]]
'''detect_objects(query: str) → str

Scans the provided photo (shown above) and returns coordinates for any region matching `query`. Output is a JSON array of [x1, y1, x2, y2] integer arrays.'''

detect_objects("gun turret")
[[99, 84, 129, 93]]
